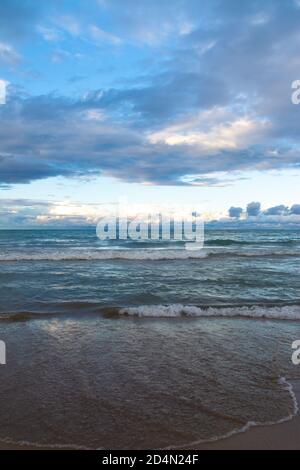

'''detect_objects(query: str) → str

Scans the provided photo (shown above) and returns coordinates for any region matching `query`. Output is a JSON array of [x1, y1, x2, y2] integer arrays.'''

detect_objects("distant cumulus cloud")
[[229, 206, 243, 218], [247, 202, 261, 217], [264, 205, 289, 216], [290, 204, 300, 215], [2, 198, 300, 228]]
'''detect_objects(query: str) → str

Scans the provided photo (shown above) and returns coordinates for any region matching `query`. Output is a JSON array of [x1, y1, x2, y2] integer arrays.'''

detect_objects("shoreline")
[[188, 380, 300, 450], [0, 380, 299, 451]]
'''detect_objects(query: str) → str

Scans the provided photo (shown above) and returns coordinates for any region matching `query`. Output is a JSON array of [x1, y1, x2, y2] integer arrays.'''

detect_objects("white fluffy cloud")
[[148, 108, 271, 151]]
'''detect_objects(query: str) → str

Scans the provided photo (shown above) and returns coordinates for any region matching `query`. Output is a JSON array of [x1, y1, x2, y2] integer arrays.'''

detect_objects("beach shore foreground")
[[0, 381, 299, 451]]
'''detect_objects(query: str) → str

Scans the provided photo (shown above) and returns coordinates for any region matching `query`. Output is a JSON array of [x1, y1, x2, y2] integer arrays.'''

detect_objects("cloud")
[[2, 198, 300, 228], [1, 1, 300, 187], [53, 14, 81, 37], [148, 108, 270, 151], [247, 202, 261, 217], [0, 79, 8, 104], [37, 25, 61, 42], [96, 72, 229, 121], [0, 198, 51, 228], [89, 25, 122, 45], [290, 204, 300, 215], [51, 49, 70, 63], [96, 0, 204, 45], [0, 86, 299, 188], [51, 49, 83, 64], [228, 206, 243, 218], [264, 205, 289, 216]]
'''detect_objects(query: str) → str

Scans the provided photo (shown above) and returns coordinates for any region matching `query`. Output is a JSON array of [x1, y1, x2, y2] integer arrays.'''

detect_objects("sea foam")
[[119, 304, 300, 320]]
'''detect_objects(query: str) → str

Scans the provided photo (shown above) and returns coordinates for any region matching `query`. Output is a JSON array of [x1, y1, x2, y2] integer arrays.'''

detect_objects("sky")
[[0, 0, 300, 228]]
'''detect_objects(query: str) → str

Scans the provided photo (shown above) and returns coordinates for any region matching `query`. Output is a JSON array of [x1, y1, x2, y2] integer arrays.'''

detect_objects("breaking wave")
[[119, 303, 300, 320], [0, 249, 209, 261], [3, 303, 300, 322], [0, 248, 299, 261]]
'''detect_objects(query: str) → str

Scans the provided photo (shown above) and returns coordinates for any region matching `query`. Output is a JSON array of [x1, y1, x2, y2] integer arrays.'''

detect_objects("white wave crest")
[[119, 304, 300, 320], [0, 248, 299, 262], [0, 249, 209, 261]]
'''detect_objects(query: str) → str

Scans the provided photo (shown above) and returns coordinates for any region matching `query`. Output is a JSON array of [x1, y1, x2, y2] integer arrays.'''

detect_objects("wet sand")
[[0, 381, 299, 450], [191, 380, 300, 450]]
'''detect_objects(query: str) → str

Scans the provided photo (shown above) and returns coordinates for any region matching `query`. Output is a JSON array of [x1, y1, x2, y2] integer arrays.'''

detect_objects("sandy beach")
[[0, 381, 299, 451]]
